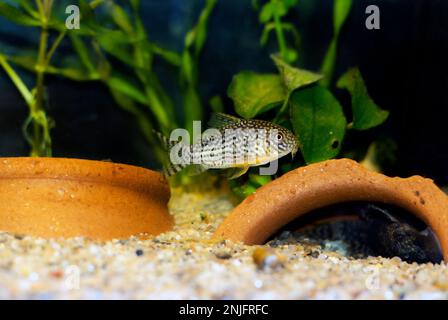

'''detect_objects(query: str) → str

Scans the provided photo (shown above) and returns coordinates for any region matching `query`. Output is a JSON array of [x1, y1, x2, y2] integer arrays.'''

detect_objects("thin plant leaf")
[[0, 55, 33, 105], [110, 3, 134, 35], [193, 0, 217, 56], [181, 0, 217, 132], [0, 2, 41, 27], [334, 0, 353, 35], [9, 54, 99, 81], [18, 0, 40, 19], [106, 74, 148, 106], [320, 0, 353, 86], [69, 34, 96, 73], [149, 43, 181, 66], [97, 30, 135, 67]]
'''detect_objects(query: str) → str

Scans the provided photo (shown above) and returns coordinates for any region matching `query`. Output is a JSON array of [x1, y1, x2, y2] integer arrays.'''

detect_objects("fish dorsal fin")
[[208, 113, 241, 129]]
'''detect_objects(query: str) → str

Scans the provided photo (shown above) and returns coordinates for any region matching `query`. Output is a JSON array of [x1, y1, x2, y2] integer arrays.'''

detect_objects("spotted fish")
[[156, 113, 299, 179]]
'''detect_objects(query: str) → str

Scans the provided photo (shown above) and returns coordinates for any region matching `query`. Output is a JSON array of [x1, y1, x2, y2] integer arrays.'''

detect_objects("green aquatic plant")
[[0, 0, 217, 168], [0, 0, 390, 193], [0, 0, 64, 157], [59, 0, 215, 167], [321, 0, 354, 87], [255, 0, 301, 64], [228, 0, 390, 198]]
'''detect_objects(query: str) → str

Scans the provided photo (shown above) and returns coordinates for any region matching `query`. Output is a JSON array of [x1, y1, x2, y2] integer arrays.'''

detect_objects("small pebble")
[[252, 247, 284, 271], [214, 249, 232, 260]]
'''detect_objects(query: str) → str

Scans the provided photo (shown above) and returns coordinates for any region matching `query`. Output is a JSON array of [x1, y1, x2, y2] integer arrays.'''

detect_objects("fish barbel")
[[158, 113, 299, 179]]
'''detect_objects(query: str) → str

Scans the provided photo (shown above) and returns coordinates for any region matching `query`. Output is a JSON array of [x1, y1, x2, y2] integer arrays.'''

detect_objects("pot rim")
[[0, 157, 169, 200]]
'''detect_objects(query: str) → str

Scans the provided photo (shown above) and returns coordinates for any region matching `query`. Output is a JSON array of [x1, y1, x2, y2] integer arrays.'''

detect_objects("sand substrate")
[[0, 189, 447, 299]]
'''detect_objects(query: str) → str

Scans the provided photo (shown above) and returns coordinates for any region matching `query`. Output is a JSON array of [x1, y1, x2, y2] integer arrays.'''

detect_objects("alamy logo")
[[64, 265, 80, 290], [366, 5, 380, 30], [65, 5, 80, 30]]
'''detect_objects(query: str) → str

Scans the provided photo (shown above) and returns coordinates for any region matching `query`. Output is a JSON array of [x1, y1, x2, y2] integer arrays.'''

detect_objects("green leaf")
[[90, 0, 106, 10], [8, 54, 37, 72], [259, 2, 275, 23], [334, 0, 353, 35], [74, 0, 104, 35], [183, 85, 203, 133], [252, 0, 260, 11], [248, 173, 272, 187], [284, 0, 298, 8], [320, 0, 353, 87], [290, 85, 346, 164], [271, 54, 322, 93], [110, 3, 134, 34], [209, 95, 224, 113], [320, 38, 337, 87], [260, 22, 300, 49], [108, 89, 153, 141], [9, 54, 99, 81], [230, 181, 258, 199], [130, 0, 141, 11], [18, 0, 39, 19], [106, 74, 148, 106], [47, 66, 99, 81], [0, 55, 33, 106], [97, 30, 135, 67], [259, 0, 295, 23], [0, 3, 40, 27], [69, 34, 95, 73], [227, 71, 286, 119], [181, 51, 195, 84], [148, 43, 181, 66], [192, 0, 217, 56], [78, 0, 95, 22], [337, 67, 389, 130], [108, 88, 167, 163]]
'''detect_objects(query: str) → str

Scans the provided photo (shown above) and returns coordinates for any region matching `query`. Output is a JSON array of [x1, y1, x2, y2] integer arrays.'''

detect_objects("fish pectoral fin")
[[185, 164, 208, 176], [226, 166, 250, 180]]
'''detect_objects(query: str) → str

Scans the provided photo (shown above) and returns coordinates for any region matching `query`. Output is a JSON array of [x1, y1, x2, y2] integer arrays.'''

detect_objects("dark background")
[[1, 0, 448, 185]]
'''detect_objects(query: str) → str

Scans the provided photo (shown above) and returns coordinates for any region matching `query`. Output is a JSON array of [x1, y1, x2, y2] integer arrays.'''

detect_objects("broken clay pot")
[[0, 157, 173, 240], [213, 159, 448, 261]]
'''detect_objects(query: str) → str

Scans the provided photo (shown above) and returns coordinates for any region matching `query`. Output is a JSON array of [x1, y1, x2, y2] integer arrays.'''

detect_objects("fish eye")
[[276, 133, 283, 140]]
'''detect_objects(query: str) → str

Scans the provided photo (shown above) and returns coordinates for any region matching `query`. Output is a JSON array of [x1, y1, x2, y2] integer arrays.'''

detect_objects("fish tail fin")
[[153, 130, 188, 177], [153, 130, 172, 150], [164, 161, 187, 177]]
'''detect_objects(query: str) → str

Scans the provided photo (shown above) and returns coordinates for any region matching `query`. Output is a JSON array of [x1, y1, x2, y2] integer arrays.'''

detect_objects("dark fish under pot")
[[269, 202, 443, 264]]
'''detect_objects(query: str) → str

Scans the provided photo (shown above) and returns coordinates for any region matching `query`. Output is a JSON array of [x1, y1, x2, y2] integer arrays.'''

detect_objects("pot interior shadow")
[[267, 202, 443, 264]]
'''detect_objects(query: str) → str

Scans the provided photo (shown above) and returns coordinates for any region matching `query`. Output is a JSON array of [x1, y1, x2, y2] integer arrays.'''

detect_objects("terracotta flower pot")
[[0, 157, 172, 240], [214, 159, 448, 261]]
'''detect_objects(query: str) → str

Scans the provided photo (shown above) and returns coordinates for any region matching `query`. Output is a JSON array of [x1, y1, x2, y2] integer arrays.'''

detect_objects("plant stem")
[[46, 31, 66, 64], [272, 1, 288, 61], [273, 92, 290, 124], [32, 18, 49, 156], [27, 0, 57, 157], [35, 0, 44, 17]]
